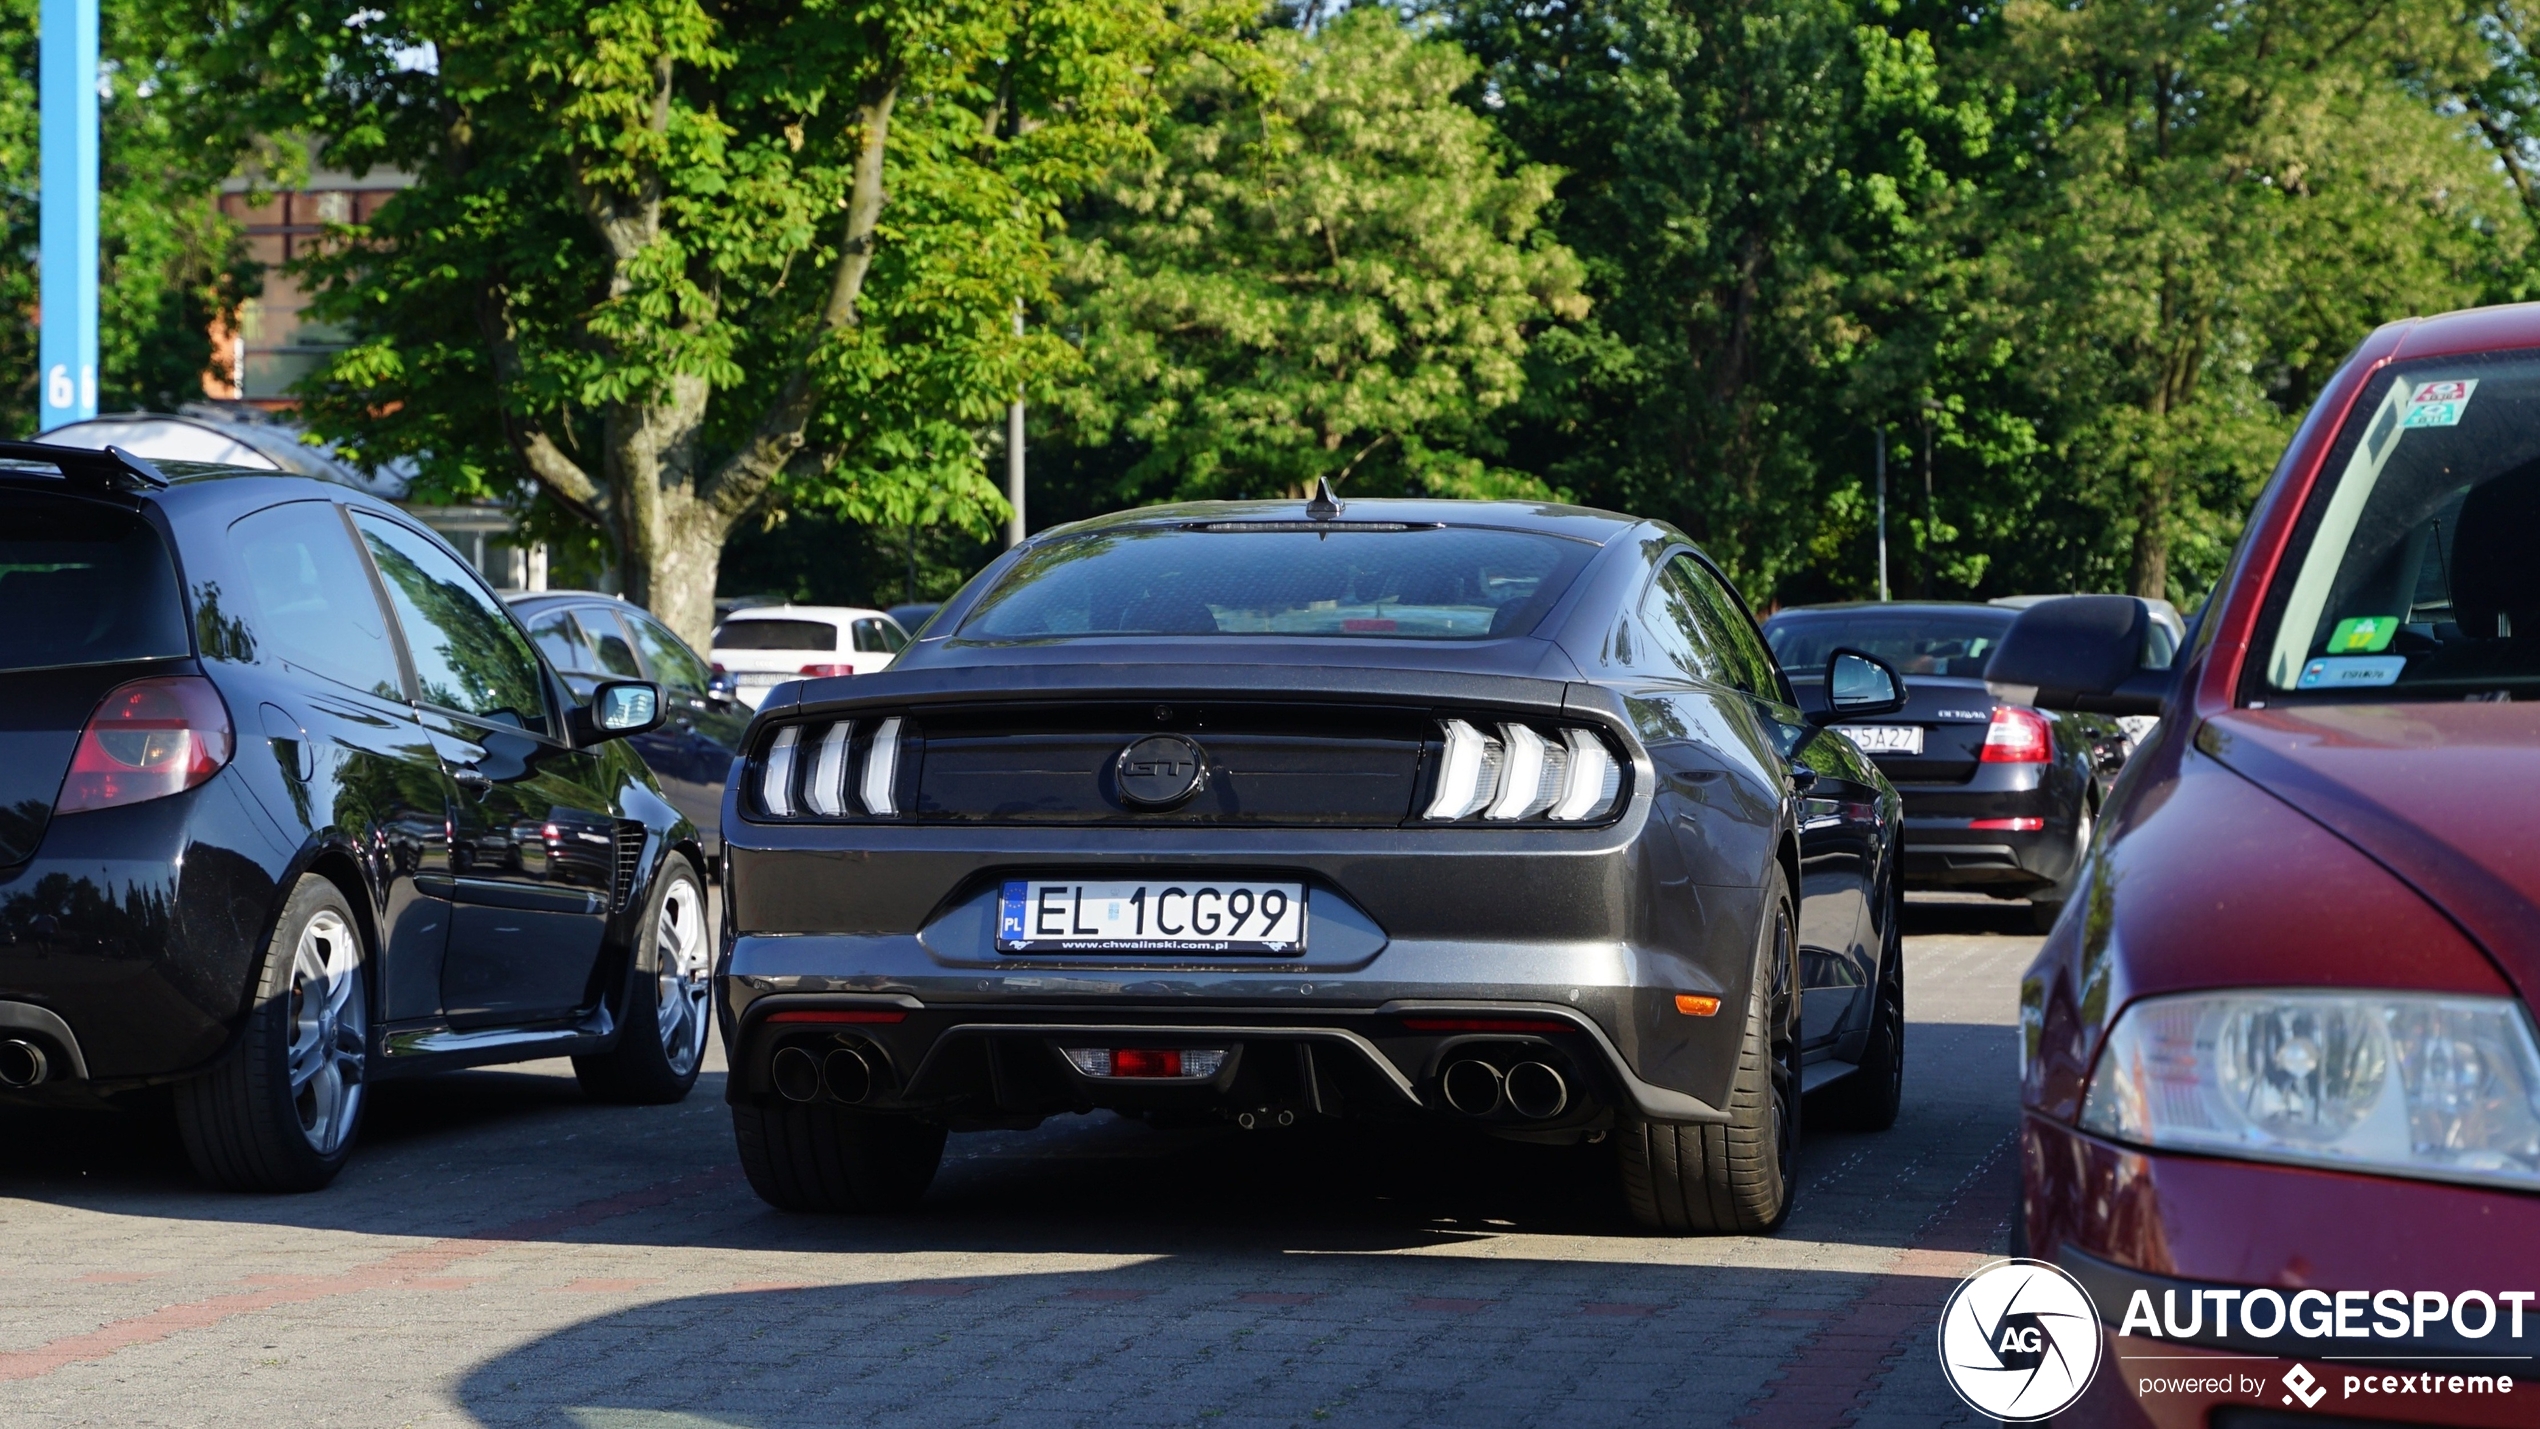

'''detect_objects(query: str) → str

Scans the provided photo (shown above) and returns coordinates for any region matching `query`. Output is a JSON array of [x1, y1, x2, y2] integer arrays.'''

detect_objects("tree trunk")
[[2128, 473, 2170, 601]]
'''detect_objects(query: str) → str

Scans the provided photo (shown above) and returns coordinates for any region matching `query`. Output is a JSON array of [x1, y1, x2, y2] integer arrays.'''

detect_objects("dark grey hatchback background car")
[[716, 496, 1914, 1234]]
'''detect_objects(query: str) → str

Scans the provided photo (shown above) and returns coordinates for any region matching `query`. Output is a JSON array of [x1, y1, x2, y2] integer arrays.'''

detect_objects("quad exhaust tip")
[[1440, 1058, 1569, 1121], [0, 1038, 51, 1089]]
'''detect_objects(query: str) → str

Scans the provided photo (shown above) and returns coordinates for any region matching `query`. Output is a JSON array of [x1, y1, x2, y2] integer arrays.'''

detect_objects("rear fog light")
[[1969, 817, 2045, 831], [1063, 1047, 1227, 1079]]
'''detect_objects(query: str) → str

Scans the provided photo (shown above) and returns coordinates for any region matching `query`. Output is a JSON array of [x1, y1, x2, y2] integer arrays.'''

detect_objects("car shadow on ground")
[[1899, 892, 2046, 938]]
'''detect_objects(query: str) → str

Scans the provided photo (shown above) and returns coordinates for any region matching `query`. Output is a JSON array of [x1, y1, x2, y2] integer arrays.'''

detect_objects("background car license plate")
[[1846, 724, 1925, 755], [998, 880, 1306, 954]]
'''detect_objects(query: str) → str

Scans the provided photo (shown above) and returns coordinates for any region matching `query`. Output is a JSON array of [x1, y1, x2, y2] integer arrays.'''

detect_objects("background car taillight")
[[1425, 719, 1623, 822], [756, 716, 902, 818], [56, 677, 234, 814], [1979, 706, 2051, 764], [798, 663, 854, 678]]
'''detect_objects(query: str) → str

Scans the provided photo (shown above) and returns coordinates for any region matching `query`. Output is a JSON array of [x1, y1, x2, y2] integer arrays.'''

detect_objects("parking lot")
[[2, 899, 2033, 1429]]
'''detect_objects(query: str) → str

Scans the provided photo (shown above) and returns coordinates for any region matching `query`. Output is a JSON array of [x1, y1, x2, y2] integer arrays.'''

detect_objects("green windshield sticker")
[[2401, 377, 2477, 428], [2326, 615, 2401, 653]]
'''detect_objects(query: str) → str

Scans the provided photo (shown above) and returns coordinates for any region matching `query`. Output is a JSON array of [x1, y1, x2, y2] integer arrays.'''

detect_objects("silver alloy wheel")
[[287, 909, 366, 1155], [654, 873, 710, 1076]]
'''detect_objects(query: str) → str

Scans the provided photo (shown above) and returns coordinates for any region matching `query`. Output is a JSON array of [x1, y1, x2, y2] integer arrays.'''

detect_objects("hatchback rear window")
[[715, 618, 837, 652], [958, 524, 1593, 641], [0, 494, 189, 672]]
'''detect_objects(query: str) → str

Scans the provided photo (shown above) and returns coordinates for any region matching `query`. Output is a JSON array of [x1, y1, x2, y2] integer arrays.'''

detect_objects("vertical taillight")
[[757, 716, 902, 818], [56, 677, 234, 814], [860, 717, 903, 817], [1980, 706, 2052, 764], [804, 722, 853, 815], [1427, 719, 1621, 823], [760, 726, 801, 815]]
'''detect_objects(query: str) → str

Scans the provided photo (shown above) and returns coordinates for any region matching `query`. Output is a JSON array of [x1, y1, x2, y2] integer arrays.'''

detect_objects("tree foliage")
[[1051, 7, 1586, 505]]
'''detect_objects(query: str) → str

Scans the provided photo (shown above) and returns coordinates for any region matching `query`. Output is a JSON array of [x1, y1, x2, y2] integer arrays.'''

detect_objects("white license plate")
[[997, 880, 1306, 954], [736, 672, 786, 687], [1846, 725, 1925, 755]]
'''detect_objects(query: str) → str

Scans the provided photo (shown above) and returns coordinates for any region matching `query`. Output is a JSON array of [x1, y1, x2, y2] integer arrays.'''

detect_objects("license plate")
[[997, 880, 1307, 954], [1846, 725, 1924, 755], [736, 672, 785, 687]]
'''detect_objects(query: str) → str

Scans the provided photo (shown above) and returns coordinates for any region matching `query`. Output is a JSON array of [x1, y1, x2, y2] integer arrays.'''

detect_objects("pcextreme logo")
[[1937, 1258, 2103, 1421]]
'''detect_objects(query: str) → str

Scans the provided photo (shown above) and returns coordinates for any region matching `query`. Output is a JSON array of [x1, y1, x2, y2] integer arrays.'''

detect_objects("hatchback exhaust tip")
[[1503, 1062, 1568, 1120], [821, 1046, 874, 1105], [0, 1038, 49, 1089], [1440, 1059, 1503, 1116], [770, 1045, 821, 1103]]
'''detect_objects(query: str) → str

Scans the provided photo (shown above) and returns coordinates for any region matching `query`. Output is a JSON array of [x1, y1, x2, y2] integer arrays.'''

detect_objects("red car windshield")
[[2250, 353, 2540, 702]]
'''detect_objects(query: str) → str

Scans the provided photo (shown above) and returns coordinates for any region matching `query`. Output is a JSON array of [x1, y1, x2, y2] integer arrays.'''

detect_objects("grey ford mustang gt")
[[715, 493, 1909, 1233]]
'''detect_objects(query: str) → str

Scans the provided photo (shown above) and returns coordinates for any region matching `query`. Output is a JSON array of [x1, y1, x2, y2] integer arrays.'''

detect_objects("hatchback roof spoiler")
[[0, 440, 170, 491]]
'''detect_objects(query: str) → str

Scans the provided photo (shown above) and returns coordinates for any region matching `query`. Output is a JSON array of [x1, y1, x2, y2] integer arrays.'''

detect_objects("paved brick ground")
[[0, 898, 2037, 1429]]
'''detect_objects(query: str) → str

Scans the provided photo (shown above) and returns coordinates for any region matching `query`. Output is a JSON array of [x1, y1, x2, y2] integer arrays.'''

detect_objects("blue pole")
[[38, 0, 98, 432]]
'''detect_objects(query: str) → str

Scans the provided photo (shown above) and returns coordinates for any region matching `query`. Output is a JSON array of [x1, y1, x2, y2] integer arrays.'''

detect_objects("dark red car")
[[1999, 305, 2540, 1427]]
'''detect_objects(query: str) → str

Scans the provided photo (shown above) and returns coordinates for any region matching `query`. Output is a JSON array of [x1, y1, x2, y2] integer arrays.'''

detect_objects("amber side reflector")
[[1675, 995, 1722, 1017], [765, 1009, 907, 1024], [1401, 1017, 1572, 1034]]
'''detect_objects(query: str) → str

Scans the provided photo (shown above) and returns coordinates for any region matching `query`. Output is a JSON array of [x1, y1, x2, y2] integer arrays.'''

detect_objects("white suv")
[[711, 604, 909, 709]]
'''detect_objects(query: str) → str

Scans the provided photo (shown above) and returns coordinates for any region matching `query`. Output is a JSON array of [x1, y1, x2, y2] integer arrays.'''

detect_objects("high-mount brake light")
[[1980, 706, 2052, 764], [56, 677, 233, 814], [1427, 720, 1621, 823], [860, 717, 903, 817]]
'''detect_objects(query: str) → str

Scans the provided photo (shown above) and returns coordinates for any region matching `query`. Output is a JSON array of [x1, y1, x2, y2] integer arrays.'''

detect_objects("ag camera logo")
[[1938, 1258, 2104, 1420]]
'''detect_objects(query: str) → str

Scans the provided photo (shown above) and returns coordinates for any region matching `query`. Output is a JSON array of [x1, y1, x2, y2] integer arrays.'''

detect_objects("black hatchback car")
[[0, 443, 711, 1191], [508, 591, 749, 862], [719, 495, 1912, 1233], [1762, 602, 2130, 930]]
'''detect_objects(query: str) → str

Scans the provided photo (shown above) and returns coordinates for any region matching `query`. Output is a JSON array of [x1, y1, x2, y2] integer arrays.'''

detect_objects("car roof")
[[1034, 495, 1646, 545], [1766, 600, 2015, 620], [718, 604, 894, 623]]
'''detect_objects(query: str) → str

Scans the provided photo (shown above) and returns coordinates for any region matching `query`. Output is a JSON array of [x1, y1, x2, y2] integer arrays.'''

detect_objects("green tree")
[[1985, 0, 2511, 602], [207, 0, 1242, 647], [1053, 7, 1587, 504], [0, 0, 250, 430], [1443, 0, 1998, 598]]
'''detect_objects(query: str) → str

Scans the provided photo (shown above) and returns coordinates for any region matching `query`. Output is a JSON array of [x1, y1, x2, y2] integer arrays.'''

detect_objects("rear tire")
[[573, 854, 709, 1105], [733, 1102, 946, 1213], [175, 875, 369, 1193], [1620, 868, 1800, 1234], [1821, 894, 1904, 1131]]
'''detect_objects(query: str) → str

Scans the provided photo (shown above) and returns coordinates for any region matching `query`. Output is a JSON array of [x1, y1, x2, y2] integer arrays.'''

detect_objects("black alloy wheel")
[[1822, 884, 1905, 1131], [1619, 865, 1801, 1234], [175, 875, 371, 1193]]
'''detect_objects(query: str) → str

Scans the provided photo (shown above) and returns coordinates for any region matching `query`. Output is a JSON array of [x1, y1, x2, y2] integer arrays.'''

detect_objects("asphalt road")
[[0, 897, 2039, 1429]]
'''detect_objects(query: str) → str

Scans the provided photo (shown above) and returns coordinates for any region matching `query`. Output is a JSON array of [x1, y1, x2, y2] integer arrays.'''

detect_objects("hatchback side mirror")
[[1808, 648, 1908, 725], [1986, 596, 2168, 715], [575, 679, 664, 743]]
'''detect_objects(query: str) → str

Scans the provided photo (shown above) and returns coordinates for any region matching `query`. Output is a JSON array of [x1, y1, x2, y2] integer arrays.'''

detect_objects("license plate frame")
[[996, 879, 1308, 955], [1845, 724, 1925, 756]]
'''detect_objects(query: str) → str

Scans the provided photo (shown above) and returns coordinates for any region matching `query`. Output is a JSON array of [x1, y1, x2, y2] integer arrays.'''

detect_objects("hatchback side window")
[[528, 609, 597, 673], [352, 514, 554, 736], [1671, 556, 1782, 699], [624, 612, 710, 696], [851, 618, 894, 654], [576, 608, 646, 678], [1635, 563, 1728, 684], [227, 501, 403, 699]]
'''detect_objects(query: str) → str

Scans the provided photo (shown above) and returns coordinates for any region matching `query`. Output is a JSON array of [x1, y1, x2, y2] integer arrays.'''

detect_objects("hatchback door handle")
[[453, 767, 493, 795]]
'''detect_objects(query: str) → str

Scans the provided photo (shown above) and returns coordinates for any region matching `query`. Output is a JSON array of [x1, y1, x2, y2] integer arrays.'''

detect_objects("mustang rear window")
[[958, 525, 1594, 641], [0, 493, 189, 672], [2252, 352, 2540, 700]]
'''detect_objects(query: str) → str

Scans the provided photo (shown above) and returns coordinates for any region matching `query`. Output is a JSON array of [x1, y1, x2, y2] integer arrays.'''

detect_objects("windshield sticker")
[[2298, 655, 2405, 690], [2401, 378, 2478, 428], [2325, 615, 2401, 653]]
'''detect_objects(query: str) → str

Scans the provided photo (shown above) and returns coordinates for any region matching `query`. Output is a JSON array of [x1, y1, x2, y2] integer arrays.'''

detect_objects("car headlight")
[[2080, 990, 2540, 1192]]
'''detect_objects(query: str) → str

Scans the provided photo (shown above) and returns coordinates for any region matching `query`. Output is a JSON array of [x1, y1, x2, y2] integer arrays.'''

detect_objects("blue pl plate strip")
[[998, 881, 1029, 942]]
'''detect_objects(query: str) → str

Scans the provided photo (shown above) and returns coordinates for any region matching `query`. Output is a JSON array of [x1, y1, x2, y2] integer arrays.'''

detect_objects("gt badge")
[[1115, 734, 1208, 807]]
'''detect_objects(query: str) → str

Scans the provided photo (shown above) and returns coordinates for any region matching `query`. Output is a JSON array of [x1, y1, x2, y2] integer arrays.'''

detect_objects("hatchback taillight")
[[1979, 706, 2051, 764], [57, 677, 234, 814], [1424, 719, 1623, 822], [798, 663, 854, 678]]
